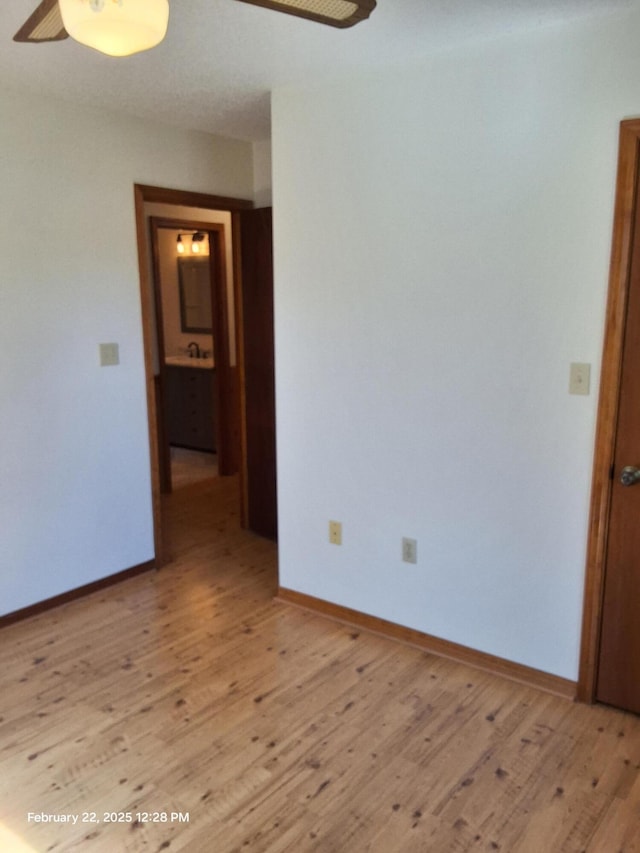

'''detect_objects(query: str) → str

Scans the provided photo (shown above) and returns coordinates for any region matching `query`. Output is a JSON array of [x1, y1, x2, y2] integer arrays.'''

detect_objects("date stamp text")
[[27, 811, 190, 826]]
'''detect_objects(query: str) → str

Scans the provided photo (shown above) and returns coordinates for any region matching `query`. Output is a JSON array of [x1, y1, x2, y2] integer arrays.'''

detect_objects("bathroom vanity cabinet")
[[164, 364, 216, 452]]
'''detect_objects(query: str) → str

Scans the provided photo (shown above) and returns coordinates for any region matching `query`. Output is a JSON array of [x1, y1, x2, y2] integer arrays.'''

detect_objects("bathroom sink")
[[165, 355, 214, 369]]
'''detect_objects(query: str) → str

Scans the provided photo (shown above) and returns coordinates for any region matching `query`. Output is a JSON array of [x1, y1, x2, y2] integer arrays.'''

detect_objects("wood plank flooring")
[[1, 475, 640, 852]]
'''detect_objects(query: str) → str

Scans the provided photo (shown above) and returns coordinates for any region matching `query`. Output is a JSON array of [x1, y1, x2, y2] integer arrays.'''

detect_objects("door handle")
[[620, 466, 640, 486]]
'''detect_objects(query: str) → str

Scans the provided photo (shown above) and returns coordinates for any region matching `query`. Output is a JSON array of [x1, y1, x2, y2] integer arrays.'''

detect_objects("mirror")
[[178, 257, 212, 333]]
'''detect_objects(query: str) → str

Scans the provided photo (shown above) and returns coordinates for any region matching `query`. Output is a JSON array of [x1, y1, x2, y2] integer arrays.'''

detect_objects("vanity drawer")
[[164, 365, 215, 452]]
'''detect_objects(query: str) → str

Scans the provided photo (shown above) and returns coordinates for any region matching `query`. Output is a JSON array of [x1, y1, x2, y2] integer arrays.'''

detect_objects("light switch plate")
[[402, 537, 417, 564], [329, 520, 342, 545], [99, 343, 120, 367], [569, 362, 590, 395]]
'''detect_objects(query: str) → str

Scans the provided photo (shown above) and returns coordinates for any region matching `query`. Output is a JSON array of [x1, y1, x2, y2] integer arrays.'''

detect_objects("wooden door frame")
[[578, 119, 640, 702], [133, 184, 253, 567], [149, 216, 231, 483]]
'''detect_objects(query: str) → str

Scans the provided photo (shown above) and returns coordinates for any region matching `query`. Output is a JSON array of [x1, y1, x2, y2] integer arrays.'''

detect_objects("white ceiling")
[[1, 0, 634, 141]]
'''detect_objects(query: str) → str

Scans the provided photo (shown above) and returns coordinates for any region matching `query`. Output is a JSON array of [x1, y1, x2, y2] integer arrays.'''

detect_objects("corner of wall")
[[252, 139, 273, 208]]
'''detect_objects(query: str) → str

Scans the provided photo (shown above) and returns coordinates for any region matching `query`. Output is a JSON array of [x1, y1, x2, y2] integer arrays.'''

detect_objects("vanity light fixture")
[[234, 0, 376, 28], [58, 0, 169, 57], [191, 232, 206, 254], [176, 230, 206, 255]]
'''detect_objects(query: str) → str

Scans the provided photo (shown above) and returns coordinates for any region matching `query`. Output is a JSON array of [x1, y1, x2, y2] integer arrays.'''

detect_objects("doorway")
[[578, 119, 640, 712], [149, 216, 234, 493], [134, 184, 278, 566], [134, 184, 253, 566]]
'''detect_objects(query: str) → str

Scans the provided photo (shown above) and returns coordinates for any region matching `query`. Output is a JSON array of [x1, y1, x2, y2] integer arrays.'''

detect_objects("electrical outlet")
[[329, 520, 342, 545], [402, 537, 417, 564], [99, 342, 120, 367]]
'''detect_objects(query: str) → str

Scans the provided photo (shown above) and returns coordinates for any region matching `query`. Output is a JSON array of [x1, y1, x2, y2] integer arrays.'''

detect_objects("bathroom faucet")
[[187, 341, 200, 359]]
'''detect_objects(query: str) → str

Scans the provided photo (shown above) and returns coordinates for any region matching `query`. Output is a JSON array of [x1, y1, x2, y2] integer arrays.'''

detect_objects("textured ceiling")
[[1, 0, 634, 141]]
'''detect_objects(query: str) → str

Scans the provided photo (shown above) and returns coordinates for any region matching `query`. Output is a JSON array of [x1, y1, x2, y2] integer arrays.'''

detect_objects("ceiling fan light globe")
[[58, 0, 169, 57]]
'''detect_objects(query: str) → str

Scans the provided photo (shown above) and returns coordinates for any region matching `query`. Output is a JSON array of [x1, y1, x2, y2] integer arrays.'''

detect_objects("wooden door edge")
[[209, 226, 234, 474], [233, 211, 250, 528], [148, 218, 173, 494], [134, 186, 166, 566], [577, 120, 640, 702]]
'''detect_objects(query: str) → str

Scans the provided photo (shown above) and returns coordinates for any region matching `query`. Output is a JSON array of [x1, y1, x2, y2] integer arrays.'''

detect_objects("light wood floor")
[[2, 477, 640, 853], [169, 447, 218, 489]]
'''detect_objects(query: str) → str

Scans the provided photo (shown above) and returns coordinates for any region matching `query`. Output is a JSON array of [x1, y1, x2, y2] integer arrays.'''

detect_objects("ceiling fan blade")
[[234, 0, 376, 28], [13, 0, 68, 43]]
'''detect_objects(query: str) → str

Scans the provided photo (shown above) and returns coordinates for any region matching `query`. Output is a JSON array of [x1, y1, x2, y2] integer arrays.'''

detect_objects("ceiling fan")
[[13, 0, 376, 55], [14, 0, 67, 44]]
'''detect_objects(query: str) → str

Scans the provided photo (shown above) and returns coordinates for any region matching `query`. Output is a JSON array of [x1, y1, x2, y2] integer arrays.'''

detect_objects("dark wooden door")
[[240, 208, 277, 540], [596, 167, 640, 713]]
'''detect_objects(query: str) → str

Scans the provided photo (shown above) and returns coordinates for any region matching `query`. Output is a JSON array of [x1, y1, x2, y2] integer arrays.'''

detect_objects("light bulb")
[[59, 0, 169, 57]]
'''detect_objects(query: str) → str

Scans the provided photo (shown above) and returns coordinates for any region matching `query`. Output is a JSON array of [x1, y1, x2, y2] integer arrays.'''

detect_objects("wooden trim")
[[135, 185, 253, 212], [0, 561, 154, 629], [577, 120, 640, 702], [134, 185, 166, 566], [277, 588, 576, 701], [226, 365, 241, 475], [153, 375, 171, 494], [208, 226, 235, 475], [148, 219, 172, 494], [233, 210, 250, 528]]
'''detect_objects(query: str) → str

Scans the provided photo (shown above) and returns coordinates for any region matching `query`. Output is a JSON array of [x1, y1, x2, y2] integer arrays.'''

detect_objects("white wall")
[[272, 6, 640, 680], [253, 139, 272, 207], [0, 86, 253, 615]]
